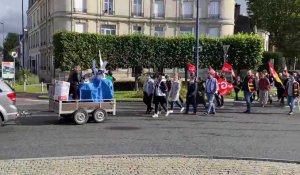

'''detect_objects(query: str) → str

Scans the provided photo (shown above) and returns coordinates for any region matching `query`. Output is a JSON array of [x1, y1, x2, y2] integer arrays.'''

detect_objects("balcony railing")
[[103, 10, 115, 15], [73, 8, 88, 13], [208, 14, 220, 19], [181, 14, 193, 19], [131, 12, 144, 17], [153, 13, 165, 18]]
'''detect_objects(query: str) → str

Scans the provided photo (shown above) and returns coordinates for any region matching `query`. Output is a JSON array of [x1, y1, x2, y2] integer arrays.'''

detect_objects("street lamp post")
[[0, 22, 4, 48], [194, 0, 200, 80]]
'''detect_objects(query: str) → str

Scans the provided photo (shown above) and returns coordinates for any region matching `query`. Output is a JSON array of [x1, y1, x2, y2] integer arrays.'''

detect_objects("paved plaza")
[[1, 155, 300, 175]]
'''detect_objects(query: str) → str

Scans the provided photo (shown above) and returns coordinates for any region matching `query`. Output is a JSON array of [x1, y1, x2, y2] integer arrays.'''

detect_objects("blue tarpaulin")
[[79, 79, 114, 102]]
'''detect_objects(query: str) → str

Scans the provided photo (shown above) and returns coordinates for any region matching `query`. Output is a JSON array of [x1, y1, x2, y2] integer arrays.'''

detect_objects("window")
[[154, 0, 165, 18], [104, 0, 114, 15], [182, 0, 193, 19], [74, 0, 87, 12], [208, 1, 220, 18], [154, 26, 164, 37], [75, 23, 87, 33], [208, 27, 219, 37], [132, 0, 143, 17], [133, 26, 142, 34], [179, 26, 193, 35], [101, 25, 116, 35]]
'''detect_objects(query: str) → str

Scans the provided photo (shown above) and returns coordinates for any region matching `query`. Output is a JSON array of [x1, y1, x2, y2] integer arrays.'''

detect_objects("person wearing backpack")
[[152, 74, 170, 118]]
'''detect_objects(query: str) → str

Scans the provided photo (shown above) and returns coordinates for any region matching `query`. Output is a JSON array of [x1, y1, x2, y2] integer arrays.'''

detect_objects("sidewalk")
[[0, 155, 300, 175]]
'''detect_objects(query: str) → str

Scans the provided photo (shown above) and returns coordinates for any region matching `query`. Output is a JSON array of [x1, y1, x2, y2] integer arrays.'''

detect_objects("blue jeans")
[[206, 93, 215, 113], [170, 100, 183, 110], [288, 96, 296, 112], [244, 91, 252, 112]]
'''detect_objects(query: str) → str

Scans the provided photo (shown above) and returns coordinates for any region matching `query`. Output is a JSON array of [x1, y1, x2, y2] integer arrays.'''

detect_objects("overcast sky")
[[0, 0, 247, 46]]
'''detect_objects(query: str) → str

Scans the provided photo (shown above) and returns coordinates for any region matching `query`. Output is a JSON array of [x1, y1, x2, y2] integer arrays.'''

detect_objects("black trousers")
[[70, 84, 79, 100], [215, 94, 224, 106], [143, 92, 153, 112], [186, 96, 197, 114], [153, 96, 167, 114]]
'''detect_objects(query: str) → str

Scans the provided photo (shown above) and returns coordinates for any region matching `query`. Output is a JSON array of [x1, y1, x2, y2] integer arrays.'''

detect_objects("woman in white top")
[[152, 74, 170, 118], [169, 73, 184, 113]]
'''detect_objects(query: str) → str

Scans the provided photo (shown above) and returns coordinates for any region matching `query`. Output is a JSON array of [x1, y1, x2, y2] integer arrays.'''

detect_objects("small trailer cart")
[[48, 85, 116, 125]]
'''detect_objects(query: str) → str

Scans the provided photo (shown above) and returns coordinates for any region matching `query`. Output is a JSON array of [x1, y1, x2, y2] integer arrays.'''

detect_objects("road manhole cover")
[[106, 126, 141, 130]]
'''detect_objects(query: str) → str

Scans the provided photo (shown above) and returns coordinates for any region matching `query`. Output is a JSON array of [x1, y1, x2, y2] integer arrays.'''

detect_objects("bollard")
[[23, 82, 26, 92], [41, 82, 44, 92]]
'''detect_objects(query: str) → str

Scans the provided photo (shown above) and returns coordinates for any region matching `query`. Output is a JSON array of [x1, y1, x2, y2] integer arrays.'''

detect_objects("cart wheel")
[[93, 109, 106, 123], [73, 109, 89, 125]]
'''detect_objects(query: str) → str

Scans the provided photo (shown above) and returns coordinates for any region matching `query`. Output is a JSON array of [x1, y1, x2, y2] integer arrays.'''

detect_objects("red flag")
[[218, 78, 234, 95], [209, 66, 216, 74], [187, 63, 196, 73], [269, 62, 283, 85], [222, 62, 236, 77]]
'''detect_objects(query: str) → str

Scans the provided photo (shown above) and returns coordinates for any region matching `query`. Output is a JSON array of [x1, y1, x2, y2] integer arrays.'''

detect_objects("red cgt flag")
[[218, 78, 234, 95], [187, 63, 196, 73], [222, 62, 236, 77]]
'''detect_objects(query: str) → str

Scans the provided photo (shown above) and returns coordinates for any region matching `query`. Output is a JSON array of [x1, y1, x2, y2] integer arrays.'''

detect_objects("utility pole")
[[22, 0, 25, 68]]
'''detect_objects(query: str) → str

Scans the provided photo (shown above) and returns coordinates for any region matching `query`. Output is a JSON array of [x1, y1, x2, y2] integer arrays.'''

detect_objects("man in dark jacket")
[[185, 74, 197, 114], [242, 70, 256, 113], [68, 66, 81, 100]]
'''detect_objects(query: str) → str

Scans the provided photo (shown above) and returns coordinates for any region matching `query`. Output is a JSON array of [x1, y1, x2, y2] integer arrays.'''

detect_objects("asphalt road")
[[1, 101, 300, 161]]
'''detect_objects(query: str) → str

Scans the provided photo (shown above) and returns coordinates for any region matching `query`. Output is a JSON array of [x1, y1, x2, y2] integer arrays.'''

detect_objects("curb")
[[3, 154, 300, 165]]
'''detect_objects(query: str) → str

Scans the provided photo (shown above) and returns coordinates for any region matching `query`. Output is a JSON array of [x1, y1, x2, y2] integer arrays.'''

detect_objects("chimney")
[[235, 4, 241, 19]]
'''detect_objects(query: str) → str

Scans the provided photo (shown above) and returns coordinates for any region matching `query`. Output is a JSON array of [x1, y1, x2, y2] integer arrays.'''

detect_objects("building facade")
[[27, 0, 235, 81]]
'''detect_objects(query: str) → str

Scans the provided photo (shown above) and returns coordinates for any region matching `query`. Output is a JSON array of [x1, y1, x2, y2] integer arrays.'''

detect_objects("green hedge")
[[53, 32, 264, 71]]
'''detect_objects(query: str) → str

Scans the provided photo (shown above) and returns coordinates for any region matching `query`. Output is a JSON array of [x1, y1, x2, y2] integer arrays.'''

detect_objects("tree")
[[3, 33, 19, 61], [247, 0, 300, 67]]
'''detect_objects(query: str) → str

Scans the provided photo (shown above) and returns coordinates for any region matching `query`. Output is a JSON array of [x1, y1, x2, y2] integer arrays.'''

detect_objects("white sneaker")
[[180, 108, 185, 113], [169, 110, 174, 113], [165, 111, 171, 117], [152, 113, 159, 118]]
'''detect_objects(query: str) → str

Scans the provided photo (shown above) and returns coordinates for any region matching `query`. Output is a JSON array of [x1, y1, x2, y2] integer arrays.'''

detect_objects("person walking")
[[197, 78, 207, 109], [242, 70, 256, 113], [254, 72, 260, 101], [233, 76, 242, 101], [169, 73, 184, 113], [258, 72, 271, 107], [185, 74, 197, 115], [152, 74, 170, 118], [285, 74, 300, 115], [214, 72, 224, 108], [165, 74, 172, 108], [143, 74, 155, 114], [204, 71, 218, 115]]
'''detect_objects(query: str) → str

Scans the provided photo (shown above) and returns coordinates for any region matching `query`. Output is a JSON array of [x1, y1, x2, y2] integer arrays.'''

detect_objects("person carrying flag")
[[242, 70, 256, 113]]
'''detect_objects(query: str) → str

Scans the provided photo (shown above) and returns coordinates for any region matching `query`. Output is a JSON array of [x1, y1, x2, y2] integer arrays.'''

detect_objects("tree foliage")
[[247, 0, 300, 61], [3, 33, 19, 61], [53, 32, 264, 72]]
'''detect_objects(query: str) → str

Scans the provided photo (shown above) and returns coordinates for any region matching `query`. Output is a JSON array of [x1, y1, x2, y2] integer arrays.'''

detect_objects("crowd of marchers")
[[143, 70, 300, 118]]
